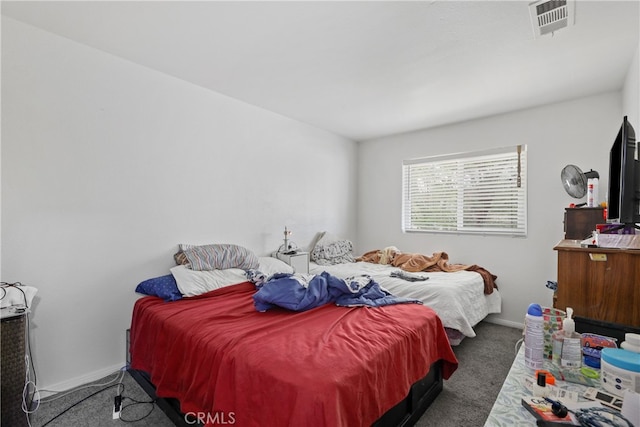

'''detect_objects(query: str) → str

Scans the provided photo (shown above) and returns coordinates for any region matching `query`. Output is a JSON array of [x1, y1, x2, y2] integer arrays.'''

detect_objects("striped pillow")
[[180, 244, 259, 271]]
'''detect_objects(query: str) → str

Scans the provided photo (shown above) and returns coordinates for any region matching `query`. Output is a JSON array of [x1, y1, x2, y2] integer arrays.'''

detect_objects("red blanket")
[[130, 282, 458, 427]]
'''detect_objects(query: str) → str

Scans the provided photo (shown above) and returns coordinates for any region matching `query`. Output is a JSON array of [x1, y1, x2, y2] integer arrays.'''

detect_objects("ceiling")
[[2, 1, 639, 141]]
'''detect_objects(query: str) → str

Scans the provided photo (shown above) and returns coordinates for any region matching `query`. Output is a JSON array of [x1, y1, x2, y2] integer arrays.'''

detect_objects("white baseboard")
[[37, 362, 126, 399], [483, 315, 524, 330]]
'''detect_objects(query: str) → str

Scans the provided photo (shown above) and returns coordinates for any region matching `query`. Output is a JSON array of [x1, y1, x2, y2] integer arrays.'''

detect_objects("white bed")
[[309, 261, 501, 343]]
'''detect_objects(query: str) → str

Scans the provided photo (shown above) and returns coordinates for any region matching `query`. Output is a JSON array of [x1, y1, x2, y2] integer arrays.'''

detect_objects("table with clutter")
[[485, 316, 640, 426]]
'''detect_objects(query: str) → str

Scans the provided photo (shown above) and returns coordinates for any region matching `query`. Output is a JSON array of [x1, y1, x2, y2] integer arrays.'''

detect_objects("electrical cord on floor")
[[37, 369, 125, 403], [4, 284, 155, 425], [113, 368, 158, 423], [515, 337, 523, 355], [119, 395, 157, 423], [25, 313, 38, 407], [36, 370, 156, 426], [21, 310, 39, 426], [29, 365, 127, 425], [39, 383, 122, 427], [22, 354, 39, 426]]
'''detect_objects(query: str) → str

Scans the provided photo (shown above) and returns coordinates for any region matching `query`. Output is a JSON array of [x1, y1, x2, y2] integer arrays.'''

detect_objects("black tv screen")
[[607, 116, 639, 224]]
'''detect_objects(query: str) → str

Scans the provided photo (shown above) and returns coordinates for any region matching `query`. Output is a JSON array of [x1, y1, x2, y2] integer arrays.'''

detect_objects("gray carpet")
[[27, 370, 174, 427], [417, 322, 523, 427], [26, 321, 522, 427]]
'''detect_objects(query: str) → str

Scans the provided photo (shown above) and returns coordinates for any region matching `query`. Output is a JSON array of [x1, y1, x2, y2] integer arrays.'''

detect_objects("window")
[[402, 145, 527, 236]]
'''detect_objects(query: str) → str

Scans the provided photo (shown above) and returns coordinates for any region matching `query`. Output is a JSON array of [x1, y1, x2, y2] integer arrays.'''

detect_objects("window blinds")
[[402, 145, 527, 236]]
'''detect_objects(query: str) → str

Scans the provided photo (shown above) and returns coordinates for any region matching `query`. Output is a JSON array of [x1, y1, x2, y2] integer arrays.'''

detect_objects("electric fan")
[[560, 165, 599, 198]]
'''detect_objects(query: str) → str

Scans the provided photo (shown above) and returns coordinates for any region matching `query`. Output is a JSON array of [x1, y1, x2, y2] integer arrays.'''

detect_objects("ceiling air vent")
[[529, 0, 575, 38]]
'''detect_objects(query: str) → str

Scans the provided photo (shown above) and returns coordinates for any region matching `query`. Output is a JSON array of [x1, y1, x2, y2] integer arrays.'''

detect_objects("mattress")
[[130, 281, 458, 427], [310, 261, 501, 338]]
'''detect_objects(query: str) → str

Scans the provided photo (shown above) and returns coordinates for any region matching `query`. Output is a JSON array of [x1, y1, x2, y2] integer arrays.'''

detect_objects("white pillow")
[[258, 257, 294, 277], [170, 265, 248, 297], [310, 232, 355, 265]]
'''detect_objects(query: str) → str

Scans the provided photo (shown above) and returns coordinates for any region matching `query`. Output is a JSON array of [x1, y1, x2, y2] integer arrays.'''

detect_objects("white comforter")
[[309, 261, 501, 338]]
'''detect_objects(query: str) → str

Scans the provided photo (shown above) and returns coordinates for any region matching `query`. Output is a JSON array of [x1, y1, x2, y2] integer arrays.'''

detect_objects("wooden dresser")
[[553, 240, 640, 330]]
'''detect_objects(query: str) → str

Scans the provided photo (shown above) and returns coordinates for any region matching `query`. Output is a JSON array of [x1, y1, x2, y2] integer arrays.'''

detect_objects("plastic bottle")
[[587, 178, 600, 208], [620, 333, 640, 353], [563, 307, 575, 335], [525, 303, 544, 370], [533, 372, 548, 397], [561, 307, 582, 368]]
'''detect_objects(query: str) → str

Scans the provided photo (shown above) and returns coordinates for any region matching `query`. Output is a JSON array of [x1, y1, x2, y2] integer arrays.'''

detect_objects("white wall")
[[356, 92, 623, 328], [623, 44, 639, 128], [1, 17, 358, 389], [3, 12, 637, 392]]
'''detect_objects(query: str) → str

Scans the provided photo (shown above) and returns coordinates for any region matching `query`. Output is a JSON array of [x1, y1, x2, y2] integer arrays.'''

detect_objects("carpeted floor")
[[26, 321, 522, 427], [26, 369, 174, 427], [416, 321, 523, 427]]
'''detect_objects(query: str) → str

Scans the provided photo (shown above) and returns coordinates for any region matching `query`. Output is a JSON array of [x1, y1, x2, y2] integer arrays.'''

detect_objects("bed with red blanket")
[[129, 280, 458, 427]]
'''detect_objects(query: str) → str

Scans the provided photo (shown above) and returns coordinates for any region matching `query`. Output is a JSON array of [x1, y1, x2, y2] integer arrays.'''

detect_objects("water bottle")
[[524, 303, 544, 370]]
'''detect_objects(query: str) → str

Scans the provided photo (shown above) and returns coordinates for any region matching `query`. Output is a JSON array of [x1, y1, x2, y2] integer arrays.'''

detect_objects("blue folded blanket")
[[253, 271, 421, 312]]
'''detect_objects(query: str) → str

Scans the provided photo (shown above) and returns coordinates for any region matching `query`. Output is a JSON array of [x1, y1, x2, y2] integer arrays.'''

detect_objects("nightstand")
[[276, 251, 310, 274]]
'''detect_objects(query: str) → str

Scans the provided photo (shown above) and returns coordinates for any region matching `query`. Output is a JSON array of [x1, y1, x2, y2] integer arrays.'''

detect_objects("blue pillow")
[[135, 274, 183, 302]]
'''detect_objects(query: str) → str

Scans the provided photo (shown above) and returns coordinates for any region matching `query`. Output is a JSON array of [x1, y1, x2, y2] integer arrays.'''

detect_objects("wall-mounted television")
[[607, 116, 639, 226]]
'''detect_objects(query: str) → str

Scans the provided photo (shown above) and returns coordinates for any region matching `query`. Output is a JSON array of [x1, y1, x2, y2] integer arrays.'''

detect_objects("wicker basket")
[[1, 314, 29, 427]]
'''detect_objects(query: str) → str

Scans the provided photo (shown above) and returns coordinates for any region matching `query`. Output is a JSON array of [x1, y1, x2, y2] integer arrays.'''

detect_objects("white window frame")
[[402, 145, 527, 236]]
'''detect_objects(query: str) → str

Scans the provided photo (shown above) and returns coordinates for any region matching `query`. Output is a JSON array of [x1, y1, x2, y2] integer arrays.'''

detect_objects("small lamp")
[[280, 226, 298, 254], [283, 226, 292, 252]]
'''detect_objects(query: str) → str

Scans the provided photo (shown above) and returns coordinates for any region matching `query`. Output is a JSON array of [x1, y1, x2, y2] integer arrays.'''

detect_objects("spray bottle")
[[525, 303, 544, 370]]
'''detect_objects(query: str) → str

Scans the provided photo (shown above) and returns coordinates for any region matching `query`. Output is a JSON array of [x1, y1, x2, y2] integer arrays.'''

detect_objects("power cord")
[[573, 406, 634, 427], [516, 341, 634, 426], [1, 281, 29, 307], [544, 397, 634, 427], [35, 368, 156, 426], [22, 355, 39, 423], [119, 395, 157, 423], [39, 383, 122, 427], [4, 281, 156, 424], [515, 337, 524, 355], [37, 369, 125, 403]]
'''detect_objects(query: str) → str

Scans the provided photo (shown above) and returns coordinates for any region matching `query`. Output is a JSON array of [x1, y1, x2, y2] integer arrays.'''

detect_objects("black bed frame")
[[129, 359, 443, 427]]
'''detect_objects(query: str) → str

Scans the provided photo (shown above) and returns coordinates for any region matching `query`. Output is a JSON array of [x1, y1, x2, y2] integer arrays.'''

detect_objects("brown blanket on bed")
[[357, 249, 497, 295]]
